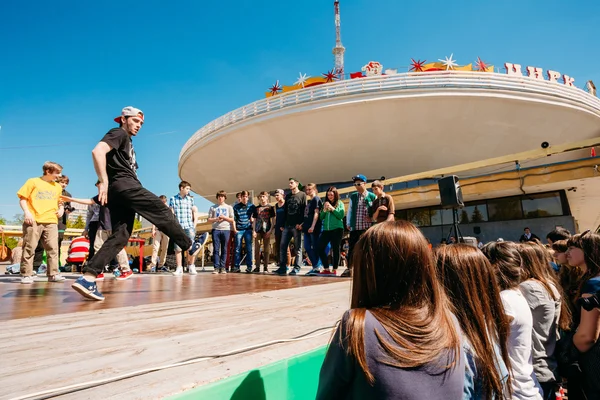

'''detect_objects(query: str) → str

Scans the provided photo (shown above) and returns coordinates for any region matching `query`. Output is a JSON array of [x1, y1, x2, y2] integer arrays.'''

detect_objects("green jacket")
[[319, 201, 345, 231]]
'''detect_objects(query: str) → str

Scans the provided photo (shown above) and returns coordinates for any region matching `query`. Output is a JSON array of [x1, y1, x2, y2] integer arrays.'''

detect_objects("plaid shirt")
[[355, 192, 371, 231], [169, 193, 195, 230]]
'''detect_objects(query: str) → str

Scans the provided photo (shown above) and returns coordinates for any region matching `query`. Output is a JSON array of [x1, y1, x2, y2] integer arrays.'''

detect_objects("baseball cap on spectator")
[[352, 174, 367, 183], [114, 106, 144, 123]]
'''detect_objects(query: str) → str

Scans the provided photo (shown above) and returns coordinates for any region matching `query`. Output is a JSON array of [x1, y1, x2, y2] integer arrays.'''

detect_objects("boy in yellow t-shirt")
[[17, 161, 65, 284]]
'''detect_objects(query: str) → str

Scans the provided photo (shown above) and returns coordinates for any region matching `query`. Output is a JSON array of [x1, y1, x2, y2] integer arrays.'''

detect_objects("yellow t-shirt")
[[17, 177, 62, 224]]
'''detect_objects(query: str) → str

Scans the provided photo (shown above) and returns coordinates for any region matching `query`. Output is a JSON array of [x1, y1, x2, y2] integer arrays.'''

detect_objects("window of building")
[[394, 209, 407, 221], [458, 202, 488, 223], [430, 207, 454, 226], [522, 192, 564, 218], [407, 208, 431, 226], [487, 196, 523, 221]]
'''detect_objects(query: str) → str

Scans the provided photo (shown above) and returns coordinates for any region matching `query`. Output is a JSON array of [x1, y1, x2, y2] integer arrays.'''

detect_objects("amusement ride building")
[[179, 2, 600, 243]]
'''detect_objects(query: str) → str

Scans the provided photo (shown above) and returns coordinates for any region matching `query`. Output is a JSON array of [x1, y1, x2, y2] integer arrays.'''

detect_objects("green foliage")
[[471, 206, 484, 223], [12, 213, 24, 225], [68, 215, 86, 229], [460, 210, 470, 224], [134, 218, 143, 230], [0, 215, 6, 225]]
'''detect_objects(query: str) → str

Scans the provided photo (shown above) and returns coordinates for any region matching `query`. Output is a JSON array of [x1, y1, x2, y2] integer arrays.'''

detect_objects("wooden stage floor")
[[0, 271, 350, 400]]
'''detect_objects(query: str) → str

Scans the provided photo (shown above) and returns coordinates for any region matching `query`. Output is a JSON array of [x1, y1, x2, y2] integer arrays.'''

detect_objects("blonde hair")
[[42, 161, 63, 175], [371, 180, 384, 188]]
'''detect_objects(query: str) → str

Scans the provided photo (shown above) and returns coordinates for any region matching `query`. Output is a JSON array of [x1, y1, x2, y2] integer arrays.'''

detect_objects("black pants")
[[86, 221, 99, 259], [319, 228, 343, 270], [83, 186, 192, 276], [347, 230, 366, 269]]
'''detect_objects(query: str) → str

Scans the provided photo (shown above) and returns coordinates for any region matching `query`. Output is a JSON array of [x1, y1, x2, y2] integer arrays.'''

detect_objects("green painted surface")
[[169, 346, 327, 400]]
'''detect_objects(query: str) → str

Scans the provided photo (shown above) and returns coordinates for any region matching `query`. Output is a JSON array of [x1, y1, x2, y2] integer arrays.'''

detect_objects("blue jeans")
[[280, 226, 302, 270], [303, 231, 321, 268], [235, 229, 253, 269], [212, 230, 230, 269]]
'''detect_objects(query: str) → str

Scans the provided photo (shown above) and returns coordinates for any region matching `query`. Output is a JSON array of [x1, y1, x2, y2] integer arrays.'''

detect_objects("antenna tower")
[[333, 0, 345, 79]]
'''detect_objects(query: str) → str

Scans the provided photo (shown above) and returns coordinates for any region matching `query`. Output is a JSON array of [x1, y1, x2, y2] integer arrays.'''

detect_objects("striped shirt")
[[233, 202, 256, 230], [169, 193, 195, 230]]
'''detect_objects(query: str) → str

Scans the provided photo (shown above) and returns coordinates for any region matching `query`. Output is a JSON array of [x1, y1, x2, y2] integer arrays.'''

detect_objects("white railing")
[[180, 71, 600, 160]]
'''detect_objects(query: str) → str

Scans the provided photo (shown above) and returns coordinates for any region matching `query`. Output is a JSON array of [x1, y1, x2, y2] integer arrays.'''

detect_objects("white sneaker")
[[48, 274, 66, 282], [212, 269, 219, 274], [172, 266, 184, 276], [188, 266, 197, 275], [21, 276, 35, 284]]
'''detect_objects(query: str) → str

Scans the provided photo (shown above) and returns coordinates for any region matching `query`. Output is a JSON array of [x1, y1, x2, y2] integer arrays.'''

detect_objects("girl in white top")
[[482, 241, 542, 400]]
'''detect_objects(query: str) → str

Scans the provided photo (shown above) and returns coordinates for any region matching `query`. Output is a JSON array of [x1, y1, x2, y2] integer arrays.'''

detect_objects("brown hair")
[[57, 175, 69, 184], [567, 231, 600, 296], [435, 244, 512, 399], [216, 190, 227, 199], [346, 221, 460, 383], [371, 180, 383, 188], [481, 241, 523, 291], [324, 186, 340, 207], [179, 181, 191, 190], [259, 191, 269, 197], [519, 243, 572, 331], [42, 161, 63, 175], [551, 240, 568, 253], [240, 190, 249, 197]]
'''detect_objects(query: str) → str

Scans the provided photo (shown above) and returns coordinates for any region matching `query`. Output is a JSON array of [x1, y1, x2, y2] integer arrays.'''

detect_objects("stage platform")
[[0, 270, 350, 400]]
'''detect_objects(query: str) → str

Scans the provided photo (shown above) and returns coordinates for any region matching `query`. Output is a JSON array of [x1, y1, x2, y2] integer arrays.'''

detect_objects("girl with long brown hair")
[[317, 221, 464, 400], [435, 244, 511, 399], [317, 186, 345, 276], [518, 243, 571, 399], [482, 241, 543, 400], [565, 231, 600, 398]]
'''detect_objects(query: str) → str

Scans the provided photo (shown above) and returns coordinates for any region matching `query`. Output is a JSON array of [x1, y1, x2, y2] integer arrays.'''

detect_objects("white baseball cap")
[[114, 106, 144, 123]]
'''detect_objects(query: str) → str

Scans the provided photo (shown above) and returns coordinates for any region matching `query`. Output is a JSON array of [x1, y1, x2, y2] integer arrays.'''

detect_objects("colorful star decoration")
[[322, 69, 338, 82], [438, 53, 458, 70], [475, 57, 489, 72], [269, 80, 282, 95], [294, 73, 309, 88], [409, 58, 426, 72]]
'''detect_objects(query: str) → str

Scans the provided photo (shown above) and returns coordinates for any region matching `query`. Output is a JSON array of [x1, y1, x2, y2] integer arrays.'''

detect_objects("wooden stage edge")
[[0, 275, 351, 400]]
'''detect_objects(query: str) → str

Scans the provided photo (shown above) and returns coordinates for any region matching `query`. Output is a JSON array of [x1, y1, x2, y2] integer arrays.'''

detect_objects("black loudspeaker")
[[438, 175, 464, 208]]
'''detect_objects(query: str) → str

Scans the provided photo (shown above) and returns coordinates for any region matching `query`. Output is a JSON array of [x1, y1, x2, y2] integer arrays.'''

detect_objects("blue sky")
[[1, 0, 598, 222]]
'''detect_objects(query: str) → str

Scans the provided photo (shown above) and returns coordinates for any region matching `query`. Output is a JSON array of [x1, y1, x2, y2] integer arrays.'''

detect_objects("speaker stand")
[[445, 208, 464, 244]]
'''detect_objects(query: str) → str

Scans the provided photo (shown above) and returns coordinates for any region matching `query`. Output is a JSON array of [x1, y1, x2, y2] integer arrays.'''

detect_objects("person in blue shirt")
[[233, 190, 256, 273]]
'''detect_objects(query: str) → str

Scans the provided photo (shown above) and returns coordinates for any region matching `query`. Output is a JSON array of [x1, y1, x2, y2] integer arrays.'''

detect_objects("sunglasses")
[[354, 182, 364, 186]]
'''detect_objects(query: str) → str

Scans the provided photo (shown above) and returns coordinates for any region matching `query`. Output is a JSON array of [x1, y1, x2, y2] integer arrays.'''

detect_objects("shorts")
[[174, 228, 195, 251]]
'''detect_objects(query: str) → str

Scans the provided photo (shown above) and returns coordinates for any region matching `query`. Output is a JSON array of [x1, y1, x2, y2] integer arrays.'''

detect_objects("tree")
[[460, 210, 470, 224], [12, 213, 24, 225], [68, 215, 86, 229], [471, 206, 484, 223], [134, 218, 142, 230], [0, 216, 6, 225]]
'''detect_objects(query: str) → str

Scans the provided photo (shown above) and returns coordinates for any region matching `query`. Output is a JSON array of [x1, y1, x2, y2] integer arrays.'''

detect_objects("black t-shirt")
[[101, 128, 140, 191], [303, 196, 322, 232], [253, 204, 275, 233], [58, 189, 72, 231], [92, 195, 112, 231], [284, 191, 307, 227]]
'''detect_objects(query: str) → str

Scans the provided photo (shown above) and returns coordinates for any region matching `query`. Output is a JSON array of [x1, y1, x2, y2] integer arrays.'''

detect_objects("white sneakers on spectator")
[[188, 266, 197, 275], [21, 276, 35, 284], [172, 267, 184, 276]]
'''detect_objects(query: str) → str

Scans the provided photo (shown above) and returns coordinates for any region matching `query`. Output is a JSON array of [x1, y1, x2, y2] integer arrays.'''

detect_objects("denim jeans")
[[303, 231, 321, 268], [235, 229, 253, 269], [280, 226, 302, 270], [212, 229, 230, 269]]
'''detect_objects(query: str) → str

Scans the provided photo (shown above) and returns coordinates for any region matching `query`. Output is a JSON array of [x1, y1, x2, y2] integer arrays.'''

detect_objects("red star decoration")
[[269, 80, 282, 95], [475, 57, 489, 72], [409, 58, 426, 72], [322, 69, 338, 82]]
